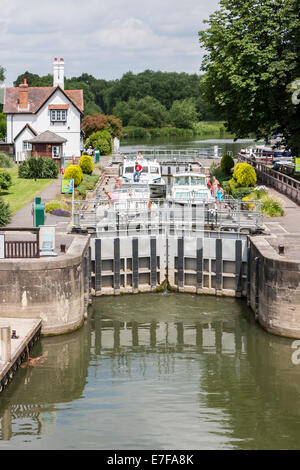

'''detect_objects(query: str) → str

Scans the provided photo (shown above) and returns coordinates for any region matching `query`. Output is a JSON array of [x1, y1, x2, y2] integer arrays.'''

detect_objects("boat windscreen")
[[191, 176, 206, 186], [175, 191, 191, 199], [124, 166, 134, 173], [194, 192, 209, 199], [174, 176, 190, 185]]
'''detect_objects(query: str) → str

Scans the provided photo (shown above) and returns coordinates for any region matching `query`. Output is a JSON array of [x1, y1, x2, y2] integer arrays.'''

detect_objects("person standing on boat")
[[134, 161, 143, 182], [211, 176, 219, 197]]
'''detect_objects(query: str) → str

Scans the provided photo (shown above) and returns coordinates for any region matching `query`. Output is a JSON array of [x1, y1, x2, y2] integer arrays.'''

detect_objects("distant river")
[[119, 136, 256, 157], [0, 293, 300, 450]]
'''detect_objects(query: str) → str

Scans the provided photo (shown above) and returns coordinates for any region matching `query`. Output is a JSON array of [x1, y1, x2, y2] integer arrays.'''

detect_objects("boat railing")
[[72, 197, 263, 234]]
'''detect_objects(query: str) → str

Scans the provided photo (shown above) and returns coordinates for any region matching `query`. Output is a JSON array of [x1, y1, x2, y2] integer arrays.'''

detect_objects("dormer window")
[[49, 104, 69, 122], [50, 109, 67, 122]]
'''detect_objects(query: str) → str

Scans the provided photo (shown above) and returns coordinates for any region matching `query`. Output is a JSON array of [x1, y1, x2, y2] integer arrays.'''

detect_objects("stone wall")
[[0, 235, 90, 335], [249, 236, 300, 338]]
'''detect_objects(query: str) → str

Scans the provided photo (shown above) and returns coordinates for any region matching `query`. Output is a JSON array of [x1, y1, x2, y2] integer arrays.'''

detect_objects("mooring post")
[[0, 326, 11, 363]]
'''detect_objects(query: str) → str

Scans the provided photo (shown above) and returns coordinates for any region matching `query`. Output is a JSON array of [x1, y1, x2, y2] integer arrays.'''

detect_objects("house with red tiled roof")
[[3, 58, 84, 166]]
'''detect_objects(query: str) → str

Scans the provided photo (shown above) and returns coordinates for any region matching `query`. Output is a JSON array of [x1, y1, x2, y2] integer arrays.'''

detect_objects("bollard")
[[0, 327, 11, 363]]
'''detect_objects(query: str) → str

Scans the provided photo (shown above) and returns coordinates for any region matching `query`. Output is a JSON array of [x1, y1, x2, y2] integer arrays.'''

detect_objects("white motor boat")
[[166, 172, 214, 206], [119, 158, 166, 197]]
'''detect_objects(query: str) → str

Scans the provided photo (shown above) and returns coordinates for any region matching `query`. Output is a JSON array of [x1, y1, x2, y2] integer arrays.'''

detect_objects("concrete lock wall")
[[0, 236, 91, 336], [248, 237, 300, 338], [89, 234, 248, 297]]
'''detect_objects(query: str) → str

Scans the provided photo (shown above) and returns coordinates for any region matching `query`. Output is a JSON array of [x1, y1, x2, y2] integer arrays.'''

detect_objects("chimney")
[[53, 57, 64, 89], [19, 78, 29, 110]]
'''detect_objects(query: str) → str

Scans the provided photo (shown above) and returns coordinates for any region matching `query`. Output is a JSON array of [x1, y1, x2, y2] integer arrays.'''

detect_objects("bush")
[[0, 171, 12, 191], [233, 163, 257, 187], [79, 154, 94, 175], [76, 173, 100, 199], [18, 157, 58, 179], [85, 130, 113, 156], [64, 164, 83, 187], [220, 153, 234, 175], [0, 199, 11, 226], [45, 200, 70, 214], [232, 187, 254, 199], [0, 153, 14, 168], [261, 196, 284, 217]]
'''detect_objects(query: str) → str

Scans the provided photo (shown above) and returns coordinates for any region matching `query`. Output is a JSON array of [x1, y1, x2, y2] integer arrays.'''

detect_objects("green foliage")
[[211, 164, 232, 185], [0, 113, 6, 140], [220, 153, 234, 175], [113, 96, 168, 128], [85, 130, 112, 156], [0, 171, 12, 191], [169, 98, 198, 129], [0, 198, 11, 226], [76, 173, 99, 199], [232, 187, 254, 199], [45, 200, 70, 213], [199, 0, 300, 154], [79, 154, 93, 175], [233, 163, 257, 187], [0, 152, 14, 168], [18, 157, 58, 179], [261, 196, 284, 217], [64, 164, 83, 187]]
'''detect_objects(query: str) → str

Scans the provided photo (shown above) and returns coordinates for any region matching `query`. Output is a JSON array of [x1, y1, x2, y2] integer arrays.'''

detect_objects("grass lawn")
[[0, 167, 54, 215]]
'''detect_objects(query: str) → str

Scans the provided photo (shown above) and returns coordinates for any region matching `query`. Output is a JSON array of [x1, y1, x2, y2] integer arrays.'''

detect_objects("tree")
[[0, 113, 6, 140], [113, 96, 168, 128], [169, 98, 198, 129], [81, 113, 122, 138], [220, 153, 234, 175], [199, 0, 300, 154]]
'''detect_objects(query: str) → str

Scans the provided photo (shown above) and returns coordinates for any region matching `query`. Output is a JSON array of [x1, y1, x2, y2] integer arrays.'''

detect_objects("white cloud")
[[0, 0, 221, 85]]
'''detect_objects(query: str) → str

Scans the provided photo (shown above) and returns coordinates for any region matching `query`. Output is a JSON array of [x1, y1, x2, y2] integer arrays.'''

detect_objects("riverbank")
[[121, 121, 235, 140]]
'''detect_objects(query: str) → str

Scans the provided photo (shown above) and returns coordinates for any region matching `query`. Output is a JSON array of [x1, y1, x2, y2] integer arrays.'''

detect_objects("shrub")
[[261, 196, 284, 217], [64, 164, 83, 187], [232, 187, 254, 199], [0, 171, 12, 191], [85, 130, 113, 156], [79, 154, 94, 175], [45, 200, 70, 214], [233, 163, 257, 187], [0, 153, 14, 168], [226, 177, 239, 195], [0, 199, 11, 226], [220, 153, 234, 175], [18, 157, 58, 179]]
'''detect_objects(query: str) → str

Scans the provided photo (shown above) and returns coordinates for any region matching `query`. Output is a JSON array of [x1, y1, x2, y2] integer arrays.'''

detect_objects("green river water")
[[0, 138, 299, 451]]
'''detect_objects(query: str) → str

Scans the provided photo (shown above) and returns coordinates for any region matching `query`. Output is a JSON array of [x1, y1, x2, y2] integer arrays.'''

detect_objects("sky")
[[0, 0, 221, 86]]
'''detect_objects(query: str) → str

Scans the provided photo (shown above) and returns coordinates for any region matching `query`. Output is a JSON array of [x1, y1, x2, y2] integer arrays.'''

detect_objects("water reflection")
[[1, 293, 300, 449]]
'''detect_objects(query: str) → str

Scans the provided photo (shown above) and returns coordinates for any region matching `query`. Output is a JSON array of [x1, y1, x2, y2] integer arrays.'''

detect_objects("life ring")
[[148, 200, 153, 209]]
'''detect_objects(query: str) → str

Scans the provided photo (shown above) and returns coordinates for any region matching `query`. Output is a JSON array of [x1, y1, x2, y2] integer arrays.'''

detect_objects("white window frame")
[[52, 146, 61, 159], [23, 141, 32, 151], [50, 109, 67, 122]]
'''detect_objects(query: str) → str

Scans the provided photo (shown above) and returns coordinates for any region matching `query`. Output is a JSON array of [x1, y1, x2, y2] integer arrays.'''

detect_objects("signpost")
[[39, 226, 57, 256], [61, 178, 75, 223]]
